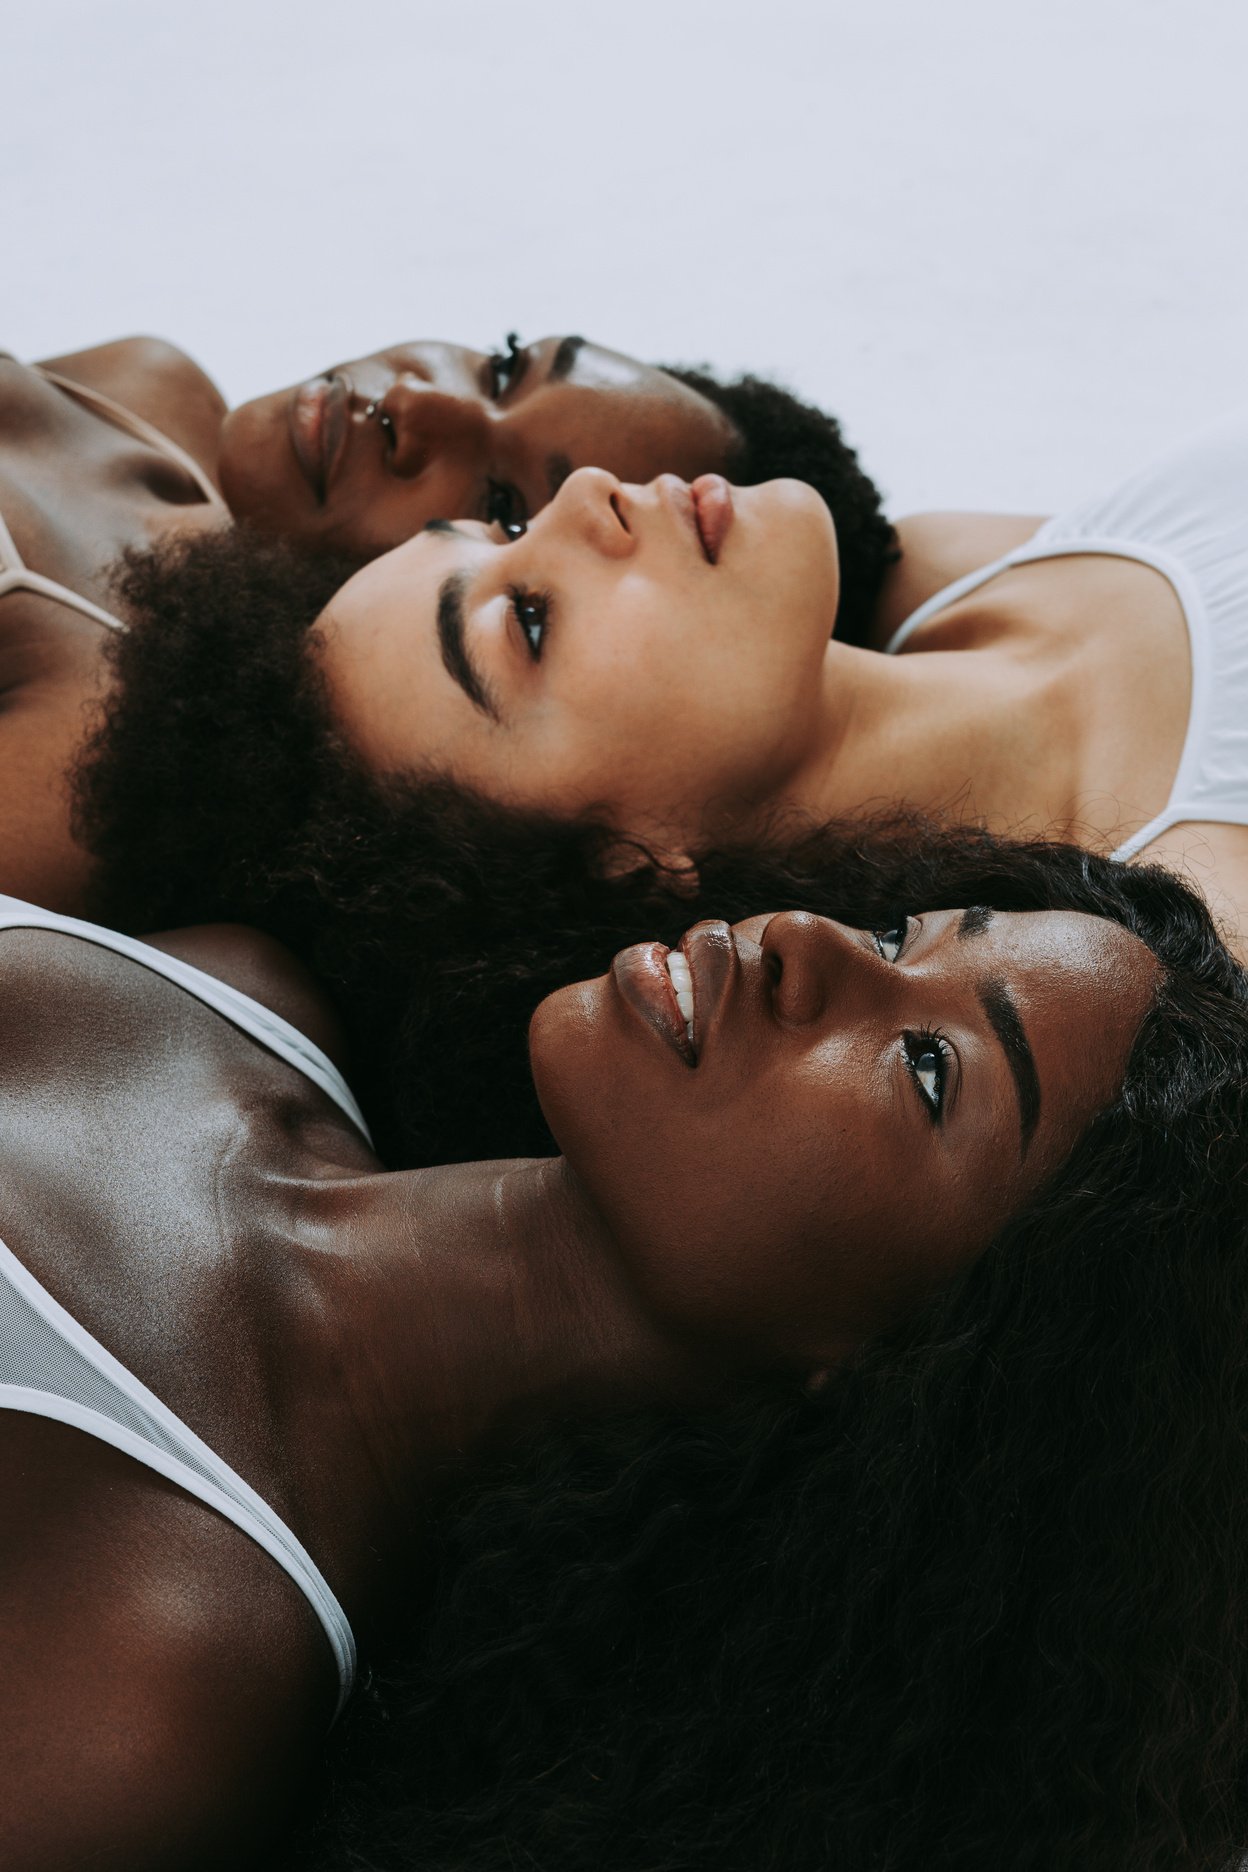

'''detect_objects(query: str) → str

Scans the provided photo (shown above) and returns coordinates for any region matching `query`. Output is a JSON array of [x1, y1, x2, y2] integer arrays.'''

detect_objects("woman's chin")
[[526, 976, 607, 1141]]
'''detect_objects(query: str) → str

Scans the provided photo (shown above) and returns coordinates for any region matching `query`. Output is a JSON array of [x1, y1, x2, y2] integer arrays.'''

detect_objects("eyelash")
[[487, 331, 524, 399], [903, 1027, 950, 1122], [872, 915, 912, 964], [508, 583, 553, 662], [873, 917, 949, 1121], [485, 480, 527, 537]]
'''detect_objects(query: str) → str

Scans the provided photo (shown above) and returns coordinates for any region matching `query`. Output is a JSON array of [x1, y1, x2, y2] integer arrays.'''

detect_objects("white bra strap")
[[36, 367, 227, 511], [0, 567, 126, 632]]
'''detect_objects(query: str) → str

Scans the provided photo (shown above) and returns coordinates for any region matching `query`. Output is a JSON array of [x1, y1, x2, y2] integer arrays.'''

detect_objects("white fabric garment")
[[884, 414, 1248, 861], [0, 363, 226, 633], [0, 896, 370, 1719]]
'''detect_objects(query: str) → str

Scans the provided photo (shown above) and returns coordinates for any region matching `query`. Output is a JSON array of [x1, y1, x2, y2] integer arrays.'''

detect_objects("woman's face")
[[529, 905, 1158, 1364], [314, 468, 840, 845], [218, 335, 740, 555]]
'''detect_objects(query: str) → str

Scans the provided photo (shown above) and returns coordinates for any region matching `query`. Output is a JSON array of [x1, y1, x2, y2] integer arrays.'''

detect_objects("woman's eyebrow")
[[547, 335, 586, 383], [437, 571, 501, 722], [957, 904, 995, 941], [978, 978, 1041, 1156]]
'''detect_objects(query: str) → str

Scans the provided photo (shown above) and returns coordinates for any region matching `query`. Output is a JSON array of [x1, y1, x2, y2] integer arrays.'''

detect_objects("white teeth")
[[664, 951, 696, 1044]]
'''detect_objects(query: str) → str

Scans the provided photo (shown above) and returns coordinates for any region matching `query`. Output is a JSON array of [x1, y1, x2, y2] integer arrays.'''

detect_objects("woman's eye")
[[487, 332, 525, 399], [508, 584, 552, 662], [485, 479, 527, 538], [903, 1029, 949, 1122], [873, 917, 911, 964]]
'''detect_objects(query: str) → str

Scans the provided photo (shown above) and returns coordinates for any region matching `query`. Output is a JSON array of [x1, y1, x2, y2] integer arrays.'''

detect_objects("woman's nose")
[[759, 911, 879, 1029], [542, 466, 636, 559], [379, 379, 490, 478]]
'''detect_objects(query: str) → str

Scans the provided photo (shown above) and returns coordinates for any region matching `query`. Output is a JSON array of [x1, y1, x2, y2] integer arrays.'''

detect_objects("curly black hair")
[[279, 844, 1248, 1872], [76, 532, 1248, 1868], [74, 527, 1239, 1172], [662, 363, 898, 646]]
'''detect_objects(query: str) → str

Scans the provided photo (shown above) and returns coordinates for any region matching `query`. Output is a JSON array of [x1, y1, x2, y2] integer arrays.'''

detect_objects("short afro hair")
[[662, 363, 897, 646]]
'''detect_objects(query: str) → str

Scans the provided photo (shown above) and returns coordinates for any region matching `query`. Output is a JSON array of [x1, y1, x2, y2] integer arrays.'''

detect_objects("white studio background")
[[2, 0, 1245, 516]]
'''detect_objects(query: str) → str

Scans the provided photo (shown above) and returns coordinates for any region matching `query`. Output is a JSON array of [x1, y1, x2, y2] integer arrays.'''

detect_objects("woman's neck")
[[774, 623, 1092, 845], [302, 1155, 704, 1521]]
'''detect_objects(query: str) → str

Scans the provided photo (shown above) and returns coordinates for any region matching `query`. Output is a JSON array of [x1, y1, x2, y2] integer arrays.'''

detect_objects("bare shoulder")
[[33, 335, 228, 485], [141, 921, 350, 1069], [0, 1424, 327, 1870], [869, 510, 1050, 649]]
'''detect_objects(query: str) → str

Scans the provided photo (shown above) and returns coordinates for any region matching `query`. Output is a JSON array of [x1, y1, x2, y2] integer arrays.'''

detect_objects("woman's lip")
[[288, 373, 349, 503], [655, 473, 712, 565], [612, 942, 696, 1067], [690, 474, 733, 565], [679, 919, 738, 1055]]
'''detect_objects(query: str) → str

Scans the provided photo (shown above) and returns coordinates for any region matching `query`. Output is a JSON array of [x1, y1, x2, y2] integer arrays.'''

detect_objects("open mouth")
[[665, 947, 695, 1045]]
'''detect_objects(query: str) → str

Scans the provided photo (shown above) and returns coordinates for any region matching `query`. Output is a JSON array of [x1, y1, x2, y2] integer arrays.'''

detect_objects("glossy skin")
[[0, 897, 1154, 1865], [0, 333, 737, 912], [531, 906, 1157, 1356], [313, 455, 1245, 961], [218, 336, 741, 555], [316, 467, 838, 843]]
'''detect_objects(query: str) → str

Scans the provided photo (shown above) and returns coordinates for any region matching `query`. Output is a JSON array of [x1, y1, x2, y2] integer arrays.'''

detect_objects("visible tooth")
[[667, 954, 691, 987], [675, 988, 694, 1022], [685, 1021, 695, 1043]]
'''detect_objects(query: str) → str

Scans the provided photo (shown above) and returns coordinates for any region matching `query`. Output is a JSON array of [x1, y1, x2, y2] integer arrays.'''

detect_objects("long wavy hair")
[[76, 538, 1248, 1868], [280, 842, 1248, 1872], [75, 527, 1243, 1175]]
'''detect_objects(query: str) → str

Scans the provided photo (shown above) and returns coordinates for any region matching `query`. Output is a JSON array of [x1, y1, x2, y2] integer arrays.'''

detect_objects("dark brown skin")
[[0, 333, 738, 913], [0, 343, 228, 911], [0, 332, 1036, 919], [0, 906, 1153, 1868]]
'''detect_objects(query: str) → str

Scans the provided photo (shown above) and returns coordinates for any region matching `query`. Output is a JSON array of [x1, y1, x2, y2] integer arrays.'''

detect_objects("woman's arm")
[[34, 336, 228, 486]]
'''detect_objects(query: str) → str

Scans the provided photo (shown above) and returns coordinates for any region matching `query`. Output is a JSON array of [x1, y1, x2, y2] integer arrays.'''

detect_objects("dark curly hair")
[[77, 535, 1248, 1868], [75, 528, 1240, 1173], [280, 850, 1248, 1872], [662, 363, 898, 646]]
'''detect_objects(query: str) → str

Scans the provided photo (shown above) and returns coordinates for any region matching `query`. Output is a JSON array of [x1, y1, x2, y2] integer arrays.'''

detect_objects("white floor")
[[4, 0, 1246, 516]]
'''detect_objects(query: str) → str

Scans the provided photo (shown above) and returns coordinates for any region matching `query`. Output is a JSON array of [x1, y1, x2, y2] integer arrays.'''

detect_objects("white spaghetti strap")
[[0, 504, 25, 570], [1111, 801, 1248, 864], [0, 897, 372, 1146], [36, 367, 227, 512], [0, 896, 367, 1719], [0, 1233, 356, 1718], [0, 567, 127, 632], [0, 364, 228, 637], [885, 416, 1248, 869]]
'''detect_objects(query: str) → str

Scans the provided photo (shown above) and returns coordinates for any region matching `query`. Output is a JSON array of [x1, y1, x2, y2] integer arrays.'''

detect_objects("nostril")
[[610, 492, 630, 532], [765, 951, 783, 989]]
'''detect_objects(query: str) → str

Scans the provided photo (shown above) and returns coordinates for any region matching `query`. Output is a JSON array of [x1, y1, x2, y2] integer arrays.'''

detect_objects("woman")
[[300, 432, 1246, 955], [1, 832, 1244, 1870], [75, 417, 1248, 1162], [0, 332, 891, 911]]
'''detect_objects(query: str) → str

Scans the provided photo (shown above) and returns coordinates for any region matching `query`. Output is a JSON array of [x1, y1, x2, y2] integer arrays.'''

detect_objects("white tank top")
[[0, 897, 372, 1720], [883, 414, 1248, 861]]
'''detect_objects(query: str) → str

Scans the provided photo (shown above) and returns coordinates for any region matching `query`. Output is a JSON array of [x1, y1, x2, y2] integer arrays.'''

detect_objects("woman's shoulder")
[[0, 1417, 323, 1872], [868, 511, 1049, 650], [33, 335, 228, 484], [140, 922, 350, 1071]]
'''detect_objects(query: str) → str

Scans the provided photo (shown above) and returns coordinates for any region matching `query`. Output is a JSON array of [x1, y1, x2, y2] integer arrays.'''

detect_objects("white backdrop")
[[3, 0, 1246, 515]]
